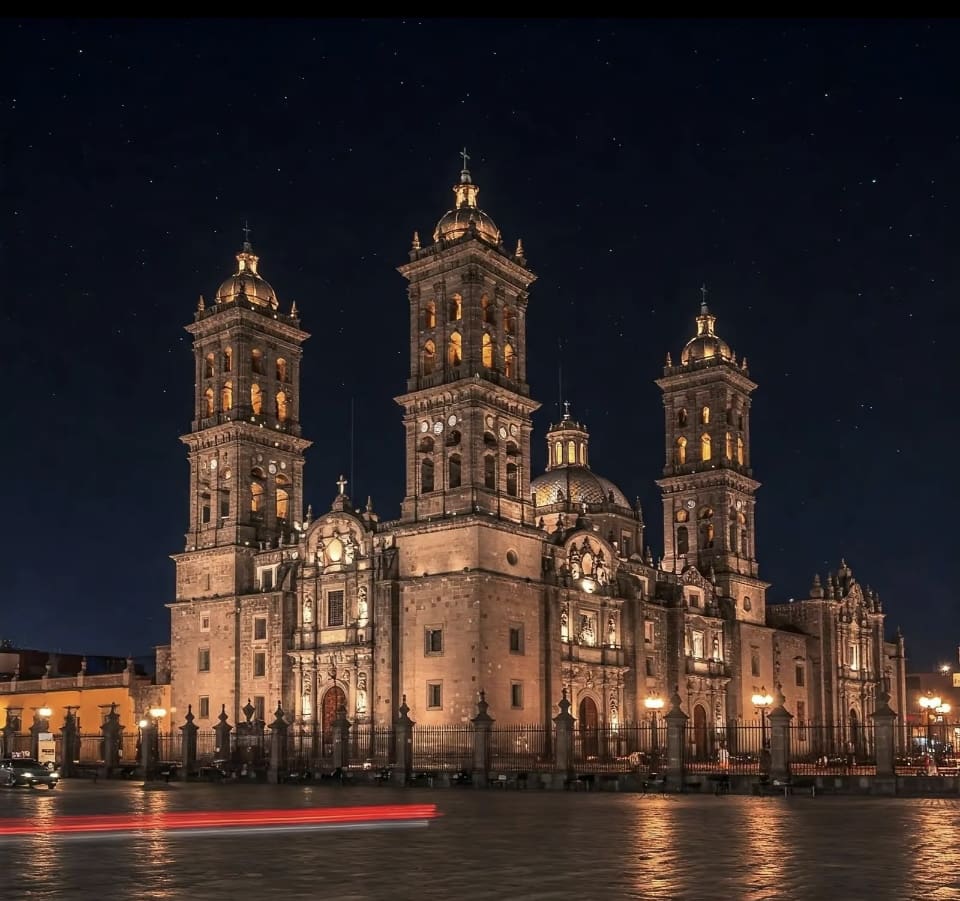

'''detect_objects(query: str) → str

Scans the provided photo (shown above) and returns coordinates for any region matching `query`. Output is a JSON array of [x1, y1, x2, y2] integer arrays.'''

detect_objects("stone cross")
[[336, 474, 348, 496]]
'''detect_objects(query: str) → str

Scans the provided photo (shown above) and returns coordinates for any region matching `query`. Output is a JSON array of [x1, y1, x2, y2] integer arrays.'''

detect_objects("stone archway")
[[321, 686, 347, 748], [579, 696, 600, 759]]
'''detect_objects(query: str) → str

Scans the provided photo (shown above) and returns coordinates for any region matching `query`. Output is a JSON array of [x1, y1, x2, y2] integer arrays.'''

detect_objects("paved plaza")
[[1, 781, 959, 900]]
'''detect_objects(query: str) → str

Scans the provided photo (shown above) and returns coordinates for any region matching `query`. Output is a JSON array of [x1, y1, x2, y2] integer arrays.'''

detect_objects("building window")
[[422, 301, 436, 330], [276, 358, 288, 382], [327, 590, 345, 627], [198, 648, 211, 673], [425, 627, 443, 656], [511, 682, 523, 709], [427, 682, 442, 709], [481, 333, 493, 368], [223, 347, 233, 373], [701, 405, 710, 425], [676, 526, 689, 556], [203, 388, 214, 417], [688, 592, 701, 608], [448, 331, 462, 367], [421, 457, 435, 493], [204, 352, 215, 378], [678, 407, 688, 426], [253, 696, 265, 722], [691, 630, 705, 659], [509, 626, 523, 654], [449, 293, 463, 321], [448, 454, 461, 489], [750, 649, 760, 678], [199, 696, 210, 719], [504, 343, 515, 378], [422, 340, 437, 375], [484, 455, 496, 490], [700, 433, 711, 462], [506, 462, 518, 496], [251, 348, 264, 375], [676, 436, 687, 465], [797, 700, 807, 739], [259, 567, 274, 591], [201, 492, 211, 524], [254, 617, 267, 641], [645, 657, 655, 677], [220, 490, 230, 519], [199, 612, 210, 632], [644, 620, 654, 645], [221, 380, 233, 411], [795, 663, 805, 687], [253, 651, 266, 678], [621, 531, 633, 558]]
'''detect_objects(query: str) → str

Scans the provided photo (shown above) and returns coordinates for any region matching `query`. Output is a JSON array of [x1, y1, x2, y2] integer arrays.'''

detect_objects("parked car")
[[0, 757, 59, 789]]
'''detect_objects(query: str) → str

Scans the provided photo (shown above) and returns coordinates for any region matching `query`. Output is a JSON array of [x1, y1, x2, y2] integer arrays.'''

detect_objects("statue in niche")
[[302, 683, 312, 718], [357, 586, 369, 625], [607, 615, 616, 646], [579, 614, 595, 646], [609, 693, 619, 727], [595, 550, 608, 586], [560, 605, 570, 642], [315, 539, 326, 566], [568, 545, 582, 580], [356, 672, 368, 715], [712, 636, 720, 659], [303, 595, 313, 624]]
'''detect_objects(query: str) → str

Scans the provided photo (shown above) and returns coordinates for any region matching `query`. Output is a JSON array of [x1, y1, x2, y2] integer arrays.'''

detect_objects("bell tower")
[[395, 154, 540, 524], [175, 233, 311, 600], [655, 290, 768, 622]]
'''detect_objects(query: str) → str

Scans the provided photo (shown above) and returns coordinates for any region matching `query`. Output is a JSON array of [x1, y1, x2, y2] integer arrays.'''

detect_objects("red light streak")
[[0, 804, 440, 838]]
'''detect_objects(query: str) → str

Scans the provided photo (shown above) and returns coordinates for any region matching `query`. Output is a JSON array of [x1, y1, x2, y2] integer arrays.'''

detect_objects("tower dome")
[[433, 153, 501, 246], [680, 293, 733, 365], [215, 233, 279, 311]]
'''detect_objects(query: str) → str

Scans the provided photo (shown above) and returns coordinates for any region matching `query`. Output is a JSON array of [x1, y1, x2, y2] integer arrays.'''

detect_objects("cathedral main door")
[[321, 686, 347, 750], [579, 697, 599, 758]]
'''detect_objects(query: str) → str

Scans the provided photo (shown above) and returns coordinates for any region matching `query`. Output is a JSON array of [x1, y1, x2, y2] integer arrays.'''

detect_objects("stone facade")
[[165, 161, 908, 748]]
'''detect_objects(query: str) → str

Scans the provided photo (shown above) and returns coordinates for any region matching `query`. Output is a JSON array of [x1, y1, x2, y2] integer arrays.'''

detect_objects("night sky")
[[6, 19, 955, 672]]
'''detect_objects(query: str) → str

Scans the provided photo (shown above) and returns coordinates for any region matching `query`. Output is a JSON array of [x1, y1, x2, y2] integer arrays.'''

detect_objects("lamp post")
[[751, 687, 773, 749], [919, 693, 942, 757], [30, 707, 53, 762], [138, 706, 167, 780], [644, 696, 664, 753]]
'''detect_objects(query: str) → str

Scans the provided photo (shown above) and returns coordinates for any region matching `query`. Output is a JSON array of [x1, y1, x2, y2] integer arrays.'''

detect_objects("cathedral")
[[164, 160, 908, 754]]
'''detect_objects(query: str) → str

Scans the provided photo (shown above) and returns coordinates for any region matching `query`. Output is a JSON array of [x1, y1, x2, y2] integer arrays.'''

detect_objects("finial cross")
[[563, 400, 571, 418], [460, 147, 470, 170], [336, 474, 348, 496], [700, 283, 708, 304], [242, 220, 252, 244]]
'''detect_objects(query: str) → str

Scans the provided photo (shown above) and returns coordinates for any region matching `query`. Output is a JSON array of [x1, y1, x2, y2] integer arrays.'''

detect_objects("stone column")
[[101, 703, 122, 776], [213, 705, 233, 767], [767, 685, 793, 781], [393, 695, 414, 786], [1, 708, 21, 758], [180, 705, 199, 780], [268, 702, 288, 784], [471, 691, 494, 787], [331, 703, 352, 771], [871, 689, 898, 778], [664, 686, 689, 790], [59, 708, 79, 779], [553, 689, 575, 776]]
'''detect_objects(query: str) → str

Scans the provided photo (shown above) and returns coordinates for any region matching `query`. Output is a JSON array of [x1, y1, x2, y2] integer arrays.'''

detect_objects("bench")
[[642, 773, 666, 793]]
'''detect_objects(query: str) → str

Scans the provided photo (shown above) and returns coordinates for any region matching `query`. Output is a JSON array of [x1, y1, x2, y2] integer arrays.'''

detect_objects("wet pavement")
[[2, 780, 959, 900]]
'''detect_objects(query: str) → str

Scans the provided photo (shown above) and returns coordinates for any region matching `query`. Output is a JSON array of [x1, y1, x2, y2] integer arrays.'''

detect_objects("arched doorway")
[[321, 686, 347, 751], [579, 696, 600, 759], [693, 704, 708, 761]]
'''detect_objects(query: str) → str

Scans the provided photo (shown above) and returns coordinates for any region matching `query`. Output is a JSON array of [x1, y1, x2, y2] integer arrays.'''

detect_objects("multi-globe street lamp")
[[644, 695, 664, 754], [752, 687, 773, 748]]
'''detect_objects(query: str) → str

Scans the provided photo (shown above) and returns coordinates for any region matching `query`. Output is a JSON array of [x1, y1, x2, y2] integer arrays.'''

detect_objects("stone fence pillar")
[[331, 704, 352, 770], [101, 703, 122, 776], [268, 702, 288, 783], [140, 717, 156, 781], [59, 709, 79, 779], [394, 695, 414, 786], [471, 691, 494, 787], [767, 687, 793, 781], [665, 686, 688, 790], [213, 705, 233, 767], [180, 705, 199, 780], [871, 689, 898, 778], [553, 689, 575, 776]]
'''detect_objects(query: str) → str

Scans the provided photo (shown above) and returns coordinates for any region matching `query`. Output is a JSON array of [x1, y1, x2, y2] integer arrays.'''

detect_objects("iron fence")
[[411, 724, 473, 772]]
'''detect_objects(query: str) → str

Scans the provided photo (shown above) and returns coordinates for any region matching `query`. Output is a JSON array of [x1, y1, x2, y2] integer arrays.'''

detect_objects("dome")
[[215, 242, 279, 310], [680, 301, 732, 365], [531, 466, 630, 509], [433, 166, 501, 246]]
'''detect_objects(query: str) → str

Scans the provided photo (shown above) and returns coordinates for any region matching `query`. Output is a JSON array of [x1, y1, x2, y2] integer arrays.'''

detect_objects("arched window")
[[204, 353, 215, 378], [678, 408, 688, 427], [701, 406, 710, 425], [448, 332, 462, 367], [555, 441, 563, 466], [504, 343, 515, 378], [221, 381, 233, 411], [503, 307, 516, 334], [448, 454, 462, 489], [445, 429, 461, 447], [567, 440, 576, 464], [223, 347, 233, 373], [677, 526, 689, 555], [423, 301, 436, 330], [506, 461, 518, 496], [484, 455, 496, 490], [481, 295, 495, 325], [276, 358, 288, 382], [700, 433, 711, 462], [418, 436, 435, 454], [422, 340, 436, 375], [725, 432, 733, 459], [203, 388, 214, 417], [483, 431, 497, 449], [736, 436, 745, 465], [421, 457, 435, 493], [482, 333, 493, 368], [676, 436, 687, 465], [201, 491, 211, 524], [276, 488, 289, 521], [448, 294, 462, 321], [250, 383, 263, 415], [250, 481, 264, 515], [251, 348, 264, 375], [275, 391, 288, 422], [738, 413, 745, 430], [578, 443, 585, 465]]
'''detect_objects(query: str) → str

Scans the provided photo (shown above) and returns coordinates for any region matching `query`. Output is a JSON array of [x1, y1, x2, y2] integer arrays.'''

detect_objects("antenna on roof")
[[557, 336, 564, 419]]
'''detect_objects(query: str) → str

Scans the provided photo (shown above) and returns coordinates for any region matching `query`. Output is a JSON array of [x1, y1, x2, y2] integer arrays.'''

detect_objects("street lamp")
[[644, 696, 664, 753], [752, 687, 773, 748], [919, 693, 942, 756]]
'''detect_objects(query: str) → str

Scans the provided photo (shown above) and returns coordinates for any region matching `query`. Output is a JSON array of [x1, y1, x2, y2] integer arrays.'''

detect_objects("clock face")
[[498, 426, 508, 439], [485, 415, 494, 429], [509, 423, 518, 437], [433, 421, 444, 434], [685, 499, 696, 510], [735, 500, 743, 511], [268, 463, 278, 475], [447, 414, 458, 427], [209, 459, 218, 470], [420, 421, 429, 433]]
